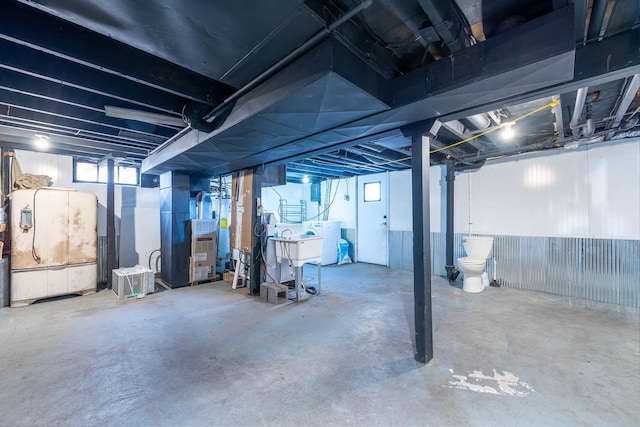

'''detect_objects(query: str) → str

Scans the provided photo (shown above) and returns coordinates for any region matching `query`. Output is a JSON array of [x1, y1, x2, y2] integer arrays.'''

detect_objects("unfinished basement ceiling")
[[0, 0, 638, 184]]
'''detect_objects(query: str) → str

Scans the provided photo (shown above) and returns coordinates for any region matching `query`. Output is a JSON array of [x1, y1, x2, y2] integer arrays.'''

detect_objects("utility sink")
[[271, 235, 324, 267]]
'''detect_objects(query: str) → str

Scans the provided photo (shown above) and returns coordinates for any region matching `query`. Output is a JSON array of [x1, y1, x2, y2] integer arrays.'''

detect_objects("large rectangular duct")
[[143, 38, 389, 176], [143, 7, 576, 178], [160, 171, 191, 288]]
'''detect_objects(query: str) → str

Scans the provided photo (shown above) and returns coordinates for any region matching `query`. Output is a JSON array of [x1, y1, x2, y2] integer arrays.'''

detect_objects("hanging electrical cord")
[[270, 178, 342, 223], [322, 180, 331, 220], [148, 249, 161, 272], [304, 178, 342, 221], [259, 240, 277, 283], [30, 187, 50, 264], [430, 99, 560, 154], [270, 186, 284, 200], [345, 177, 351, 200], [254, 218, 266, 237], [258, 220, 278, 283]]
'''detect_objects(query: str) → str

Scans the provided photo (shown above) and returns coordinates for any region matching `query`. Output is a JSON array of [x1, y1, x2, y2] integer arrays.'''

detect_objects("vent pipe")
[[444, 160, 458, 281], [467, 113, 491, 130], [587, 0, 608, 41], [583, 104, 595, 138], [444, 159, 485, 282], [570, 87, 588, 139]]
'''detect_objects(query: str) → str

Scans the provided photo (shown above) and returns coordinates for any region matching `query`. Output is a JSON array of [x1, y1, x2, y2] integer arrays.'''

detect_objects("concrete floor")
[[0, 263, 638, 426]]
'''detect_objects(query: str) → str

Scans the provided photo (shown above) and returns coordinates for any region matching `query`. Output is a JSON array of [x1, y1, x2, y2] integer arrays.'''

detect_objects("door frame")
[[355, 171, 390, 266]]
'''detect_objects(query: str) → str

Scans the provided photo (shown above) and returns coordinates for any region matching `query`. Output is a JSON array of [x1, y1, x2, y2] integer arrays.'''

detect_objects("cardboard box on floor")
[[222, 271, 235, 283]]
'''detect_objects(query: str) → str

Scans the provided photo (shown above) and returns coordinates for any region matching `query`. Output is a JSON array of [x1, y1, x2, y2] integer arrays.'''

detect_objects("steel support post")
[[106, 158, 116, 289], [249, 170, 262, 295], [411, 134, 433, 364]]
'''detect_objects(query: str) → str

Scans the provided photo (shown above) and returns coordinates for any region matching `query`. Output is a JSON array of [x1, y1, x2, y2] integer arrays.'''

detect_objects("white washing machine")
[[303, 221, 341, 265]]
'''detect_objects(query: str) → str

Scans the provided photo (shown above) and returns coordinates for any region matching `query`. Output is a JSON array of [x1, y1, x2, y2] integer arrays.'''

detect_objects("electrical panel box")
[[310, 183, 321, 202]]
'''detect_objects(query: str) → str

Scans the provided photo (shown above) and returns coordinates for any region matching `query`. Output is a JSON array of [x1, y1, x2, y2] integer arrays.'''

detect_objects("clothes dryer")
[[303, 221, 341, 265]]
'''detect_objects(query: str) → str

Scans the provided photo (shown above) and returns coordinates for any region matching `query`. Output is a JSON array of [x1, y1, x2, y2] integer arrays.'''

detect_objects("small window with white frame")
[[73, 158, 140, 185], [363, 181, 381, 202]]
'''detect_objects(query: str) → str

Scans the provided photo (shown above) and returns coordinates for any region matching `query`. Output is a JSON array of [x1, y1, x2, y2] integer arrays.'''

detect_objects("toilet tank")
[[462, 236, 494, 259]]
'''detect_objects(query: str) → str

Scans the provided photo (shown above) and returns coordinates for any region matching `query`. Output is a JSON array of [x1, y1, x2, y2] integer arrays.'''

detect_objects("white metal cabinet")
[[9, 270, 48, 306], [68, 264, 98, 294], [10, 189, 97, 307], [68, 191, 98, 264]]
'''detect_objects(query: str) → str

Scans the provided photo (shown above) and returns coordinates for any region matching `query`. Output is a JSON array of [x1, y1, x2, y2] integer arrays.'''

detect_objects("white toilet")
[[457, 236, 494, 293]]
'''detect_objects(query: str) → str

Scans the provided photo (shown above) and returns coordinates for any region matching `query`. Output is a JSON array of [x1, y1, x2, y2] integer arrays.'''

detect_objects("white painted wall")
[[458, 139, 640, 238], [389, 167, 443, 232], [13, 149, 161, 267], [261, 182, 312, 222], [387, 138, 640, 240], [119, 187, 161, 268], [261, 177, 356, 228], [325, 177, 356, 228], [389, 170, 410, 231]]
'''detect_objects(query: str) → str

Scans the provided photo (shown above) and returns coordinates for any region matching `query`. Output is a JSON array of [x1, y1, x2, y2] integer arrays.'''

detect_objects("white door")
[[357, 172, 388, 265]]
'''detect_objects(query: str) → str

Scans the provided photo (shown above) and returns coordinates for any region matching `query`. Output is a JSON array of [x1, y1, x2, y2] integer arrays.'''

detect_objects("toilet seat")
[[458, 257, 486, 268]]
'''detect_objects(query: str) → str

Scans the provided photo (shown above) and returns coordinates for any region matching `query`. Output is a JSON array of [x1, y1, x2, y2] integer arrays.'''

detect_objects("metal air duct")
[[570, 87, 588, 139], [467, 113, 491, 130]]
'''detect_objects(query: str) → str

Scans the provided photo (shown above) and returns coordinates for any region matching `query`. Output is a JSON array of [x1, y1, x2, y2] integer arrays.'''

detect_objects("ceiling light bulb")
[[34, 134, 50, 150], [500, 121, 516, 140], [302, 175, 309, 184]]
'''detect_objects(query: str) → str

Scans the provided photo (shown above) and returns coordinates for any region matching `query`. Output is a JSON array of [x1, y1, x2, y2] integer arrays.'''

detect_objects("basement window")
[[73, 159, 139, 185], [363, 181, 381, 202]]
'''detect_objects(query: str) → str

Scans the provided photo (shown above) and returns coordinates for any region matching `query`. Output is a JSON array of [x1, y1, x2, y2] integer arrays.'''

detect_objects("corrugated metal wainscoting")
[[97, 234, 120, 285], [493, 236, 639, 307], [97, 235, 107, 285], [389, 231, 640, 307]]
